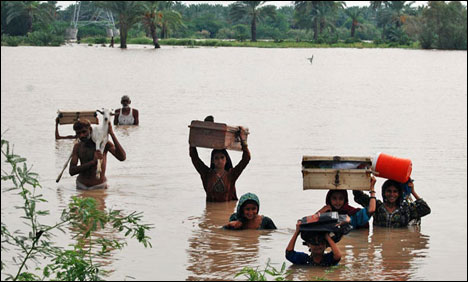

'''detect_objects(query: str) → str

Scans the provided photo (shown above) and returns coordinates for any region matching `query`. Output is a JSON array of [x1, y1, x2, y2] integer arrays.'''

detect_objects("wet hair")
[[325, 190, 360, 216], [301, 231, 327, 246], [73, 119, 91, 131], [382, 179, 404, 204], [326, 190, 349, 206], [210, 149, 233, 171], [121, 95, 130, 102]]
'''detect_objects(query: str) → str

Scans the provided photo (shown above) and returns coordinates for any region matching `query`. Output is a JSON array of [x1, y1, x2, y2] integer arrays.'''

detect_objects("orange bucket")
[[372, 152, 412, 183]]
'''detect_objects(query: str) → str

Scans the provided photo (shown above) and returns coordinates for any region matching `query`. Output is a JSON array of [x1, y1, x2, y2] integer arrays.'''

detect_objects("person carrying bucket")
[[353, 179, 431, 228]]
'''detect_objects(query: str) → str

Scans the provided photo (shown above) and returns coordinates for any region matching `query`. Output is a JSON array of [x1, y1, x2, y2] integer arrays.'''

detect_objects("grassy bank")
[[3, 35, 421, 49], [159, 38, 421, 49]]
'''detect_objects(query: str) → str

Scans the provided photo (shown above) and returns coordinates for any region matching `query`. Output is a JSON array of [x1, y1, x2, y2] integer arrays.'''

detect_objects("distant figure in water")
[[189, 121, 250, 202], [224, 192, 277, 230], [307, 55, 314, 64], [114, 95, 139, 125]]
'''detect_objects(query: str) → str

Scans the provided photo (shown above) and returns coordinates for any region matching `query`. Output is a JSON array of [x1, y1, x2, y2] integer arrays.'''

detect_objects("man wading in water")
[[69, 119, 126, 190], [114, 95, 139, 125]]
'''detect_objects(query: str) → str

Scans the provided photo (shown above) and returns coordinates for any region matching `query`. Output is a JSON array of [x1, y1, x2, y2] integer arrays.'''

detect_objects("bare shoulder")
[[72, 142, 80, 153]]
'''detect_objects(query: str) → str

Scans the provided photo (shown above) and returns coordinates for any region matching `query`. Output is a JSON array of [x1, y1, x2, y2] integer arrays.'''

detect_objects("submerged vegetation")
[[233, 260, 348, 281], [1, 1, 466, 50], [234, 259, 291, 281], [1, 137, 153, 281]]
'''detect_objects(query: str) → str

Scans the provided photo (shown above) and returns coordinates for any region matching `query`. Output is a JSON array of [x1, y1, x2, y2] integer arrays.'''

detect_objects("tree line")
[[1, 1, 466, 50]]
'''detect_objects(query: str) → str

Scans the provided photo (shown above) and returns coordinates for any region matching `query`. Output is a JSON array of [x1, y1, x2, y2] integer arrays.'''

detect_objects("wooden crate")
[[302, 156, 372, 191], [57, 110, 98, 125], [188, 120, 248, 151]]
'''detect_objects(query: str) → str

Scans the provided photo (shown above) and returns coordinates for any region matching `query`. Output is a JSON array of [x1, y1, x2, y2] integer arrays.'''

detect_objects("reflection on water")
[[61, 187, 124, 277], [1, 46, 466, 280], [285, 225, 430, 281], [186, 202, 276, 281]]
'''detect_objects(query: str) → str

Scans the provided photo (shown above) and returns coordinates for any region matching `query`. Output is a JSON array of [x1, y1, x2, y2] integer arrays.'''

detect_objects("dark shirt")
[[353, 190, 431, 228], [285, 250, 340, 266]]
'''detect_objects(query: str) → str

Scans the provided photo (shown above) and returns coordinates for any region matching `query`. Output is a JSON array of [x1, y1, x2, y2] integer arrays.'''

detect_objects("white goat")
[[92, 108, 113, 179]]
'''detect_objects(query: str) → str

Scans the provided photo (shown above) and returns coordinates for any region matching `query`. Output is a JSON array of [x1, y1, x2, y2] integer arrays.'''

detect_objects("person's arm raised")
[[368, 176, 377, 215], [133, 109, 139, 125], [106, 122, 126, 161], [325, 233, 341, 261], [55, 117, 75, 140], [286, 220, 302, 252], [113, 109, 120, 125]]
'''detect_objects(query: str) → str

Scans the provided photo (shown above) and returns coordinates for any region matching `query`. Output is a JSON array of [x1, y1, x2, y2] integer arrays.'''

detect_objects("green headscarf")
[[236, 193, 260, 219]]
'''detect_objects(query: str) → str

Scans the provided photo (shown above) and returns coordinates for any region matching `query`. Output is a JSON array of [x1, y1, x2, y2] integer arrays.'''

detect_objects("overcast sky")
[[56, 1, 432, 10]]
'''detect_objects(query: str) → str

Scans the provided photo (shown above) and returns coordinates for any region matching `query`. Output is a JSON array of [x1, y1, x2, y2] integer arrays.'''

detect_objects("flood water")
[[1, 44, 467, 281]]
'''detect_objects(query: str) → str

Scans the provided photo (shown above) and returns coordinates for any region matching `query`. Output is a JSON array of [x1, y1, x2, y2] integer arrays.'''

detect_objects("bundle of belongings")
[[299, 212, 353, 244]]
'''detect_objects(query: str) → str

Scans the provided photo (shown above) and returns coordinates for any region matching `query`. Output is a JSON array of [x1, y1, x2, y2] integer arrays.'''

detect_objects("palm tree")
[[141, 1, 161, 48], [5, 1, 52, 33], [370, 1, 415, 41], [96, 1, 143, 49], [229, 1, 276, 42], [146, 1, 184, 39], [294, 1, 343, 40], [386, 1, 415, 28], [345, 7, 363, 38]]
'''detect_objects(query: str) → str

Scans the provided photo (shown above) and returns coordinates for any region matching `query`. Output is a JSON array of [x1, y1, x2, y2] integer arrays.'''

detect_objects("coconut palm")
[[345, 7, 363, 38], [386, 1, 415, 28], [5, 1, 52, 33], [141, 1, 161, 48], [294, 1, 344, 40], [96, 1, 144, 49], [229, 1, 276, 42]]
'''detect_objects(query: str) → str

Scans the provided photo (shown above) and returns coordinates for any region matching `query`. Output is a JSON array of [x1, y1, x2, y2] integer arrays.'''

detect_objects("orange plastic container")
[[372, 152, 412, 183]]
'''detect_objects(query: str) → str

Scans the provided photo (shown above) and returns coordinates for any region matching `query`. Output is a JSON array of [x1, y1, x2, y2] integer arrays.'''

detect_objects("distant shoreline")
[[2, 37, 423, 50]]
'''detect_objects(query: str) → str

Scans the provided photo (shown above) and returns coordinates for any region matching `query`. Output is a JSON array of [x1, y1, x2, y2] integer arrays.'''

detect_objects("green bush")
[[77, 24, 106, 38], [25, 31, 64, 46], [1, 35, 24, 46], [128, 37, 153, 44], [373, 37, 384, 45], [94, 37, 107, 44], [344, 37, 360, 44]]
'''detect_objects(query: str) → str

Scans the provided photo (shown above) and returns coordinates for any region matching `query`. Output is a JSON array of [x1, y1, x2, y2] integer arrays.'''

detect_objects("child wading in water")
[[189, 127, 250, 202], [286, 220, 341, 266], [353, 179, 430, 227], [316, 176, 377, 229], [224, 192, 276, 230]]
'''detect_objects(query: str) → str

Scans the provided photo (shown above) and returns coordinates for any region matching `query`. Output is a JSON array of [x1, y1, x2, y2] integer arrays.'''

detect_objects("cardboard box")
[[188, 120, 248, 151], [302, 156, 372, 190]]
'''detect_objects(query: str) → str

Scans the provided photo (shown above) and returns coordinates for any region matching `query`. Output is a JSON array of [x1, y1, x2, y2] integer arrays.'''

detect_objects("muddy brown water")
[[1, 45, 466, 280]]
